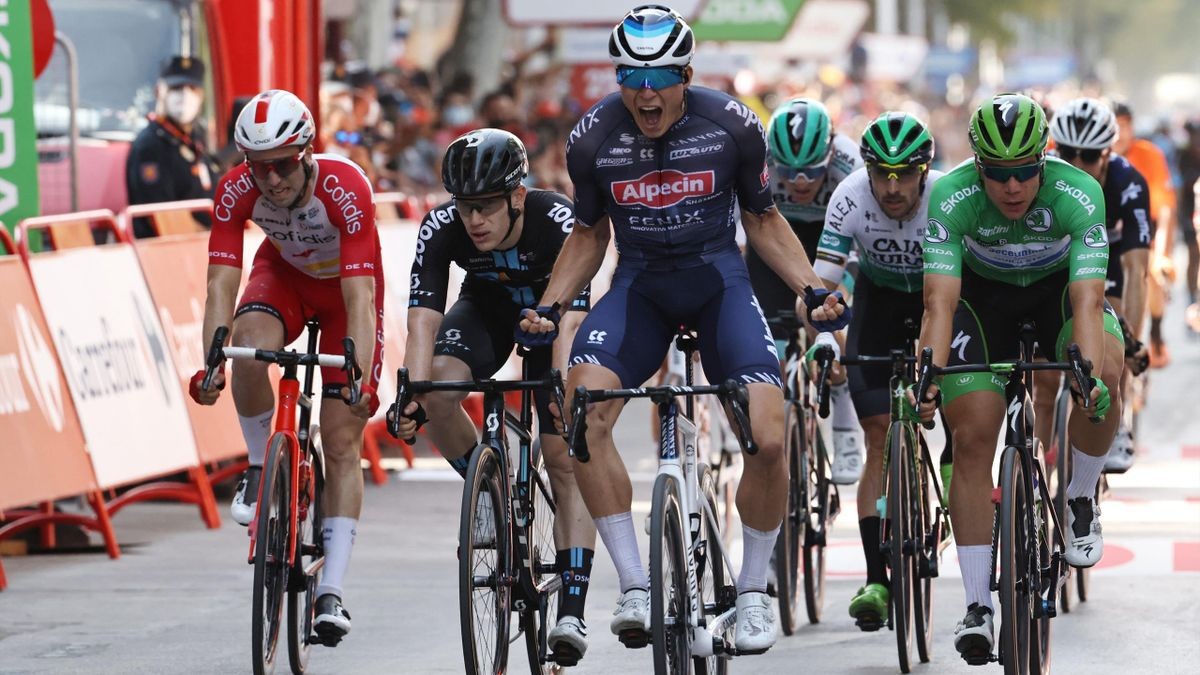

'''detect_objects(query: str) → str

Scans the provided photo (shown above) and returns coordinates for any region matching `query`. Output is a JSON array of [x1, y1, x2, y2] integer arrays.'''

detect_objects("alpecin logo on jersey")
[[611, 170, 715, 208]]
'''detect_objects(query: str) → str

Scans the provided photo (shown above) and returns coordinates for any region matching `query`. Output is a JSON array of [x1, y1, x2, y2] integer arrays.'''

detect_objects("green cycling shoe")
[[849, 583, 889, 631]]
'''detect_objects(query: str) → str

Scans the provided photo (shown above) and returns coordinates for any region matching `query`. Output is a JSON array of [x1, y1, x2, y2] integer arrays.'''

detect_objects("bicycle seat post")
[[674, 326, 698, 419]]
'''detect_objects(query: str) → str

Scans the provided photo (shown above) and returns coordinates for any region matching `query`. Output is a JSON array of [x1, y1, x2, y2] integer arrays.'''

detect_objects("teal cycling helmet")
[[969, 93, 1048, 161], [767, 98, 833, 168], [860, 111, 934, 166]]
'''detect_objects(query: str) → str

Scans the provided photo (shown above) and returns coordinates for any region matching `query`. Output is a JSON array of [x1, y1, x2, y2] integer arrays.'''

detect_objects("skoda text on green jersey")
[[923, 157, 1109, 287]]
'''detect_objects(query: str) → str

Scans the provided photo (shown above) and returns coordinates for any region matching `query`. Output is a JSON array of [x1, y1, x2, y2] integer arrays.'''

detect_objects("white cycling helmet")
[[1050, 97, 1118, 150], [608, 4, 694, 68], [234, 89, 316, 153]]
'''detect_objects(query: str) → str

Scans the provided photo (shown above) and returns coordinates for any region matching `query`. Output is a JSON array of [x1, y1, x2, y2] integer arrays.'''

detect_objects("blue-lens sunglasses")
[[615, 66, 686, 91]]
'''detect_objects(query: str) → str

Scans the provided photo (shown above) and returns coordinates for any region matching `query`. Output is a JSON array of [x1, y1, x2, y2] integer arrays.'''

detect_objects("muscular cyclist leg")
[[945, 391, 1005, 546], [541, 432, 597, 548], [566, 363, 629, 519], [229, 311, 286, 417], [857, 414, 889, 518], [1032, 369, 1059, 466], [736, 383, 787, 530], [421, 355, 478, 461]]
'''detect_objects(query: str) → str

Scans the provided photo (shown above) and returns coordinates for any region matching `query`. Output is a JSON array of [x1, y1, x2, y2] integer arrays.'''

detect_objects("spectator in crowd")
[[125, 56, 222, 238]]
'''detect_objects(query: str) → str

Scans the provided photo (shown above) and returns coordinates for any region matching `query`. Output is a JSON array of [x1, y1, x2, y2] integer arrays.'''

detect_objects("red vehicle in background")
[[35, 0, 323, 216]]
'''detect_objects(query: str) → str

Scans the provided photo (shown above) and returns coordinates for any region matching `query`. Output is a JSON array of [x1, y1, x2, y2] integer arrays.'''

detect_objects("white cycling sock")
[[957, 544, 993, 610], [238, 410, 273, 466], [1067, 446, 1107, 500], [317, 516, 357, 599], [736, 524, 780, 594], [831, 381, 858, 432], [594, 512, 646, 592]]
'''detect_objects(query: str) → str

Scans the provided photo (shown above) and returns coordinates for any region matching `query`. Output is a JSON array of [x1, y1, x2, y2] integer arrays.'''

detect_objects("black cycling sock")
[[445, 444, 477, 479], [859, 517, 887, 586], [940, 444, 953, 466], [556, 548, 594, 620], [1150, 316, 1163, 343]]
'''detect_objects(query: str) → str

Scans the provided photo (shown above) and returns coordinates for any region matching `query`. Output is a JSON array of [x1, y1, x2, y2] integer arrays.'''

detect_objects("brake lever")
[[914, 347, 938, 431], [1066, 344, 1100, 424], [386, 367, 426, 442], [724, 380, 758, 456], [815, 346, 833, 419], [341, 337, 361, 406], [567, 386, 590, 463], [201, 326, 230, 391]]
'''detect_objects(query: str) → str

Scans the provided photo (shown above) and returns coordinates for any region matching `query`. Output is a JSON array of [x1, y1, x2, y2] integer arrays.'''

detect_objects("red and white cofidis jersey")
[[209, 155, 381, 279]]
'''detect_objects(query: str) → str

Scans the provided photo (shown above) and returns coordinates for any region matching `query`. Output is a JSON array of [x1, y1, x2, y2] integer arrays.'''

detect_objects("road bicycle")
[[387, 350, 565, 674], [813, 330, 952, 673], [772, 329, 839, 633], [202, 320, 362, 675], [569, 329, 756, 675], [916, 323, 1096, 674]]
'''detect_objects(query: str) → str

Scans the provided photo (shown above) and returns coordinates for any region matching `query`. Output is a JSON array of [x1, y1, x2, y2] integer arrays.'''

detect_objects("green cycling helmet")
[[861, 111, 934, 166], [767, 98, 832, 168], [969, 93, 1048, 161]]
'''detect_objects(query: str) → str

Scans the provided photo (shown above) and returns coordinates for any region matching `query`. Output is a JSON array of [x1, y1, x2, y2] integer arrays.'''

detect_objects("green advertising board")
[[692, 0, 806, 42], [0, 1, 40, 235]]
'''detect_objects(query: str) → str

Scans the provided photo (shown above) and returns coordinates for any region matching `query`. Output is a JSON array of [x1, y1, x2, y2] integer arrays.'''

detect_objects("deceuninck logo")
[[14, 304, 64, 432]]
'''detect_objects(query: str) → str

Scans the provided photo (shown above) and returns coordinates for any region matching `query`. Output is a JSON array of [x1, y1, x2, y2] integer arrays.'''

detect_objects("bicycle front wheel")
[[886, 424, 914, 674], [803, 423, 831, 624], [253, 435, 291, 675], [650, 474, 690, 675], [460, 445, 512, 674], [1051, 386, 1074, 614], [998, 446, 1031, 675], [696, 466, 729, 675], [912, 435, 935, 665], [521, 439, 560, 674], [774, 400, 805, 635], [287, 429, 324, 675]]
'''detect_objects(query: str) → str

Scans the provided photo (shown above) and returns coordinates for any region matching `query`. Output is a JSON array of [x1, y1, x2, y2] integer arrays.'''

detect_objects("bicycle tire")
[[911, 431, 934, 665], [803, 424, 829, 624], [1052, 386, 1073, 615], [696, 466, 729, 675], [1030, 474, 1053, 675], [460, 445, 511, 674], [774, 401, 805, 635], [253, 434, 291, 675], [650, 474, 690, 675], [287, 429, 324, 675], [522, 440, 560, 674], [997, 446, 1031, 675], [886, 424, 913, 674]]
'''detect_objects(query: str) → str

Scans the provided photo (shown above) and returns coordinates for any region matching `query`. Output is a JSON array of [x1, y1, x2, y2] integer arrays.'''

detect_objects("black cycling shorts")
[[845, 274, 923, 419]]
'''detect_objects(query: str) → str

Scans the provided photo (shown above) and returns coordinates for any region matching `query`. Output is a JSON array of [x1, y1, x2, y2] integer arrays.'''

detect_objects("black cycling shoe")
[[312, 594, 351, 647], [954, 603, 994, 666]]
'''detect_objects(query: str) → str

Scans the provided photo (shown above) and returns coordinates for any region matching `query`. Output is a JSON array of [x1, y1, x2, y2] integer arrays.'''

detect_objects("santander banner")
[[611, 169, 715, 209], [26, 245, 201, 488], [0, 255, 96, 509]]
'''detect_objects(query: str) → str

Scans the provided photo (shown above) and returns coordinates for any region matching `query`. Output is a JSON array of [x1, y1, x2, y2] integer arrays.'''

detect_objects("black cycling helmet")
[[441, 128, 528, 197]]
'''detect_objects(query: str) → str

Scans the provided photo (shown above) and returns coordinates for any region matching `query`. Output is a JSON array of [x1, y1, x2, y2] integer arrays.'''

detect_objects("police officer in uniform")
[[125, 55, 221, 238]]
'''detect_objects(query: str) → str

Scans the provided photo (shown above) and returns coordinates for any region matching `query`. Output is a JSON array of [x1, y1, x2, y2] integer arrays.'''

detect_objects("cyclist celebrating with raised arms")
[[756, 98, 868, 484], [1045, 98, 1152, 473], [517, 4, 847, 656], [390, 128, 598, 664], [190, 89, 383, 645], [914, 94, 1123, 662], [811, 112, 944, 631]]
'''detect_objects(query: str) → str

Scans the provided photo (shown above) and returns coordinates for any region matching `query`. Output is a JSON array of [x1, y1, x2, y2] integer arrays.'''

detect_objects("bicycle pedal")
[[308, 632, 343, 648], [854, 614, 884, 632], [550, 644, 582, 667], [618, 628, 651, 649], [959, 649, 993, 667]]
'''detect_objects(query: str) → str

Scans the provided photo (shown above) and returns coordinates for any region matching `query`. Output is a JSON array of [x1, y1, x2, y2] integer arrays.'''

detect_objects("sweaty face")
[[455, 187, 525, 252], [977, 157, 1043, 220], [246, 146, 311, 207], [618, 66, 690, 139], [867, 164, 926, 220]]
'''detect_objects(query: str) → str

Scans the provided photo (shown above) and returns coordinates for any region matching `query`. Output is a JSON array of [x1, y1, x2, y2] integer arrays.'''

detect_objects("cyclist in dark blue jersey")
[[515, 4, 847, 655]]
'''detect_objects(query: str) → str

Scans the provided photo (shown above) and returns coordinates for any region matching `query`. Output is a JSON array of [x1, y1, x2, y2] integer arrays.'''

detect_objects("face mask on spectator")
[[164, 87, 203, 125], [443, 104, 473, 126]]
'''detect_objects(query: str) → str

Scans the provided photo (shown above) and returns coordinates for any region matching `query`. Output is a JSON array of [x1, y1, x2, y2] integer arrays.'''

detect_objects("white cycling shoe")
[[548, 615, 588, 666], [1103, 425, 1135, 473], [610, 587, 650, 647], [230, 466, 262, 527], [1065, 496, 1104, 568], [831, 429, 865, 485], [734, 591, 777, 654]]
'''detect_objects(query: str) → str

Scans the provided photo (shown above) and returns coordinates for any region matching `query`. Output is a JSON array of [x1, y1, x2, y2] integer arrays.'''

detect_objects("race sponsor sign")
[[0, 1, 41, 232], [26, 245, 201, 488]]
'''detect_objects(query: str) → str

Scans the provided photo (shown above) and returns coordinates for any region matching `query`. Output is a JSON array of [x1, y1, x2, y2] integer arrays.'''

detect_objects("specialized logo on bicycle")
[[611, 169, 715, 209], [1024, 207, 1053, 233], [1084, 223, 1108, 249]]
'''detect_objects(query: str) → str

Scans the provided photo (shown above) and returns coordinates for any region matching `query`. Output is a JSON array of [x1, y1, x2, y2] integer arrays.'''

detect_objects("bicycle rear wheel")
[[650, 474, 690, 675], [998, 446, 1031, 675], [803, 424, 831, 624], [521, 440, 560, 674], [460, 445, 511, 674], [886, 424, 913, 674], [253, 435, 291, 675], [287, 429, 323, 674], [696, 466, 729, 675], [774, 400, 806, 635]]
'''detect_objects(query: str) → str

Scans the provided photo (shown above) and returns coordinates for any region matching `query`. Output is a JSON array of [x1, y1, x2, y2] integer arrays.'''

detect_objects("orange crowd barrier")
[[0, 226, 120, 589], [16, 213, 219, 530]]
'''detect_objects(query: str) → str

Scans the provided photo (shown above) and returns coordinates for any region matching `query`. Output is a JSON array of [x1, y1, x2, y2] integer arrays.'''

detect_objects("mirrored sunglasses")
[[246, 151, 305, 180], [1056, 146, 1106, 164], [977, 159, 1043, 183], [615, 66, 686, 91], [777, 162, 829, 183]]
